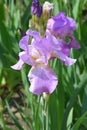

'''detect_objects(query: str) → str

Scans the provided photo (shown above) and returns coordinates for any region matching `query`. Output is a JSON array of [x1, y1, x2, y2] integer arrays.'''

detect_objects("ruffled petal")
[[28, 65, 58, 95], [47, 12, 76, 37], [11, 59, 24, 70]]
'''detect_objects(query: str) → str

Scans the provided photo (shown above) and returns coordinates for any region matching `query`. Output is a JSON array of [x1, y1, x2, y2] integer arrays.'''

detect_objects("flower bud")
[[43, 1, 54, 20], [19, 28, 26, 37], [31, 0, 42, 17]]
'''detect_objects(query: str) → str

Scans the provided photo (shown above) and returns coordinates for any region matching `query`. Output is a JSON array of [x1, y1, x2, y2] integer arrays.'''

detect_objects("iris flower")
[[11, 30, 58, 95], [11, 29, 77, 95], [47, 12, 80, 49]]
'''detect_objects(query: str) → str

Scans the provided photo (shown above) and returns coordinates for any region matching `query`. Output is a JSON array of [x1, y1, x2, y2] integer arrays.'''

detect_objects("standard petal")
[[19, 35, 29, 51], [28, 65, 58, 95], [47, 12, 69, 37], [67, 17, 76, 30], [11, 59, 24, 70], [26, 29, 41, 41], [47, 12, 77, 38], [32, 36, 51, 64]]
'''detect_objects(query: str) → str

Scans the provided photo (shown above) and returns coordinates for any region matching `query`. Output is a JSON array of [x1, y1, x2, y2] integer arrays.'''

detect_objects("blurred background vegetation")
[[0, 0, 87, 130]]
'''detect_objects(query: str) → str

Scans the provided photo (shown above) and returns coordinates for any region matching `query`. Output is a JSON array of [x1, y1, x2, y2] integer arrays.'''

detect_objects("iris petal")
[[26, 29, 41, 41], [19, 51, 35, 66], [28, 65, 58, 95], [55, 51, 76, 66], [69, 35, 80, 49], [11, 59, 24, 70], [19, 35, 29, 51]]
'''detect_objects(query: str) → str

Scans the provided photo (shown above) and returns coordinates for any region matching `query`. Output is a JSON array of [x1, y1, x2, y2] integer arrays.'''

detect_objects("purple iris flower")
[[31, 0, 42, 17], [11, 29, 58, 95], [47, 12, 80, 49], [11, 28, 77, 95], [11, 10, 80, 95]]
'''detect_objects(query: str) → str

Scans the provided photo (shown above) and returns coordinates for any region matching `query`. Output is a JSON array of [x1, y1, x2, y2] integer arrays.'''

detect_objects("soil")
[[0, 86, 31, 130]]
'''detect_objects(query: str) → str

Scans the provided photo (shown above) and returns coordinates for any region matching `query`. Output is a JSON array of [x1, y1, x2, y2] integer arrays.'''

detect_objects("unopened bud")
[[19, 28, 26, 37], [43, 1, 54, 20], [31, 0, 42, 18]]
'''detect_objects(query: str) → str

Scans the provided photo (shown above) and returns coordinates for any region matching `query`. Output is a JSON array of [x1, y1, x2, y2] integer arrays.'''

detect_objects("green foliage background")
[[0, 0, 87, 130]]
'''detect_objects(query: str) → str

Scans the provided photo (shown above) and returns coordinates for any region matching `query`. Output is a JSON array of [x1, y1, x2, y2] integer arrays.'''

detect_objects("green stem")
[[42, 94, 49, 130]]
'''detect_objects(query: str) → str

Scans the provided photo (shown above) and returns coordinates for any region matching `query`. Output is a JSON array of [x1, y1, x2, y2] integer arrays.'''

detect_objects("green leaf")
[[72, 0, 80, 20], [62, 72, 87, 130], [81, 117, 87, 129], [0, 2, 5, 26], [21, 1, 32, 27], [71, 112, 87, 130], [81, 85, 87, 114], [24, 0, 29, 6], [53, 0, 59, 15], [0, 22, 19, 67], [67, 108, 73, 130]]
